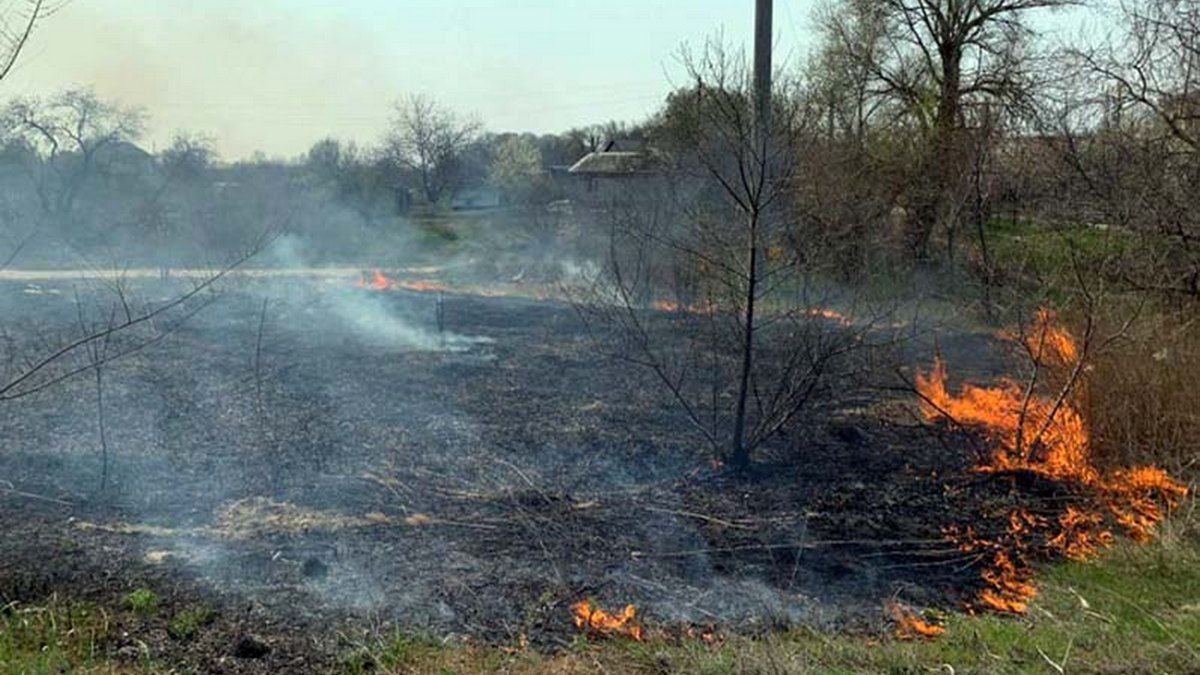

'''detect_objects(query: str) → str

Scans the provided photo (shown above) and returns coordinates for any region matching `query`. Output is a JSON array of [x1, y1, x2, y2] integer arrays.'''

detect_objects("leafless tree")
[[1072, 0, 1199, 152], [383, 94, 480, 205], [0, 0, 63, 85], [1057, 0, 1200, 297], [825, 0, 1072, 258], [4, 88, 145, 224], [580, 40, 878, 471]]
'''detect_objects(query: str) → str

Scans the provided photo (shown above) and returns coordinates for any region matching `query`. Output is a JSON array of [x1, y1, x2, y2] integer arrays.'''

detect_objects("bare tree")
[[0, 0, 62, 84], [827, 0, 1072, 258], [813, 0, 898, 143], [581, 40, 876, 471], [1072, 0, 1199, 151], [1057, 0, 1200, 297], [4, 88, 145, 224], [0, 0, 66, 267], [383, 95, 480, 205]]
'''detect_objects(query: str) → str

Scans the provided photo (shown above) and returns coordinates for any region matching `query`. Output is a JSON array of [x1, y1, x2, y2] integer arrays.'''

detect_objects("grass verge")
[[1, 517, 1195, 673], [346, 511, 1198, 674]]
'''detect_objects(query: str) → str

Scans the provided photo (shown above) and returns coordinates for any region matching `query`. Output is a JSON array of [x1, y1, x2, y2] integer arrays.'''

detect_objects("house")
[[564, 139, 667, 204], [567, 139, 659, 178]]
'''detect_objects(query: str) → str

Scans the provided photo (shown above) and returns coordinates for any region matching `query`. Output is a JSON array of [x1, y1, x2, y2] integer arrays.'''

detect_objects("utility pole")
[[754, 0, 773, 141], [731, 0, 774, 472]]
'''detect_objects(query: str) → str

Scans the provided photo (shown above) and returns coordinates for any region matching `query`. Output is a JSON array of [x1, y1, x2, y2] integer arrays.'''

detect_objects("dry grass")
[[1087, 309, 1200, 478]]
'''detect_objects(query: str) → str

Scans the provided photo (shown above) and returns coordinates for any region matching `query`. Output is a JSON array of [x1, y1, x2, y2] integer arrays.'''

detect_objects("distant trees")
[[305, 138, 395, 224], [129, 132, 215, 263], [160, 133, 215, 184], [1055, 0, 1200, 297], [383, 95, 481, 205], [821, 0, 1070, 259], [4, 88, 145, 225], [488, 135, 542, 204]]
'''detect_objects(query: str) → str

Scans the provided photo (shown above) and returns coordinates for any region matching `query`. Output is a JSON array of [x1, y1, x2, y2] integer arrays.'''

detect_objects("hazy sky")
[[1, 0, 819, 160]]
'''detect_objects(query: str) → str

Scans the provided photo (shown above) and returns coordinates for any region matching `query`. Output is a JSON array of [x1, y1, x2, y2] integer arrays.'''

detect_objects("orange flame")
[[356, 270, 447, 293], [570, 600, 645, 641], [999, 308, 1079, 365], [357, 269, 395, 290], [1048, 506, 1112, 561], [652, 299, 715, 314], [683, 625, 725, 646], [977, 549, 1038, 614], [917, 308, 1186, 614], [886, 601, 946, 640], [805, 307, 854, 326], [915, 357, 1094, 481]]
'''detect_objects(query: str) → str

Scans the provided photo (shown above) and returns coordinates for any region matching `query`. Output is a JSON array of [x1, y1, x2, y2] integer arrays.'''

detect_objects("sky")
[[0, 0, 818, 160]]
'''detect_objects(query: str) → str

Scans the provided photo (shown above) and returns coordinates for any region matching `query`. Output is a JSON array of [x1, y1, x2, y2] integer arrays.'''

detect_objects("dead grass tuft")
[[1087, 310, 1200, 479]]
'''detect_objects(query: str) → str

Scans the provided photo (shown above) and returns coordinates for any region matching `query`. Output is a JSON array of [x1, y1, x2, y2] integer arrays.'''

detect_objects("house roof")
[[568, 151, 660, 176], [603, 139, 645, 153], [96, 141, 153, 163]]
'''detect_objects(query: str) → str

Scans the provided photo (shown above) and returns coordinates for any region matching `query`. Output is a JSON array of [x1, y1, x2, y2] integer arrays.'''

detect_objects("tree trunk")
[[730, 213, 759, 471], [932, 50, 965, 263]]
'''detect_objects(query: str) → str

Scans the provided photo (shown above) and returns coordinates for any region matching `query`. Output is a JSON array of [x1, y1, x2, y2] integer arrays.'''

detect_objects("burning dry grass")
[[356, 269, 448, 293], [916, 309, 1188, 616], [345, 527, 1200, 673], [886, 600, 946, 640], [353, 268, 561, 302], [569, 600, 645, 642], [649, 299, 855, 327]]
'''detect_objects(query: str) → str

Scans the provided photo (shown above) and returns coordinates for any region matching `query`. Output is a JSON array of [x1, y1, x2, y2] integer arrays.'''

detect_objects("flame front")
[[1000, 308, 1080, 365], [916, 356, 1094, 481], [651, 299, 715, 314], [804, 307, 854, 326], [886, 600, 946, 640], [356, 270, 447, 293], [918, 309, 1187, 615], [570, 599, 645, 641]]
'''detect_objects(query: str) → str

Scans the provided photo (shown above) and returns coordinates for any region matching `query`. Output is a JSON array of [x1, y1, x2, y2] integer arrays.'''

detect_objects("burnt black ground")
[[0, 274, 1005, 671]]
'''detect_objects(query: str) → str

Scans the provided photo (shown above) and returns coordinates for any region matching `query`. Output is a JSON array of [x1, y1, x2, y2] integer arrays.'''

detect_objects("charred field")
[[0, 271, 1028, 669]]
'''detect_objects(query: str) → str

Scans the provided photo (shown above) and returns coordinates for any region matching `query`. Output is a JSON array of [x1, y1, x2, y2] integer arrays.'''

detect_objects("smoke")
[[264, 235, 492, 352], [7, 1, 394, 159]]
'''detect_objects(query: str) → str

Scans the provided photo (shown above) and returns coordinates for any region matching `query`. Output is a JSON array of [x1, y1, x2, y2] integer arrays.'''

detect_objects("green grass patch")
[[166, 605, 215, 641], [0, 600, 135, 674], [984, 217, 1132, 281], [122, 589, 159, 616]]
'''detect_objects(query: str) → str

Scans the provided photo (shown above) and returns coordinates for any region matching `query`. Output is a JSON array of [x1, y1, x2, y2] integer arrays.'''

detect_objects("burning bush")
[[916, 309, 1187, 615]]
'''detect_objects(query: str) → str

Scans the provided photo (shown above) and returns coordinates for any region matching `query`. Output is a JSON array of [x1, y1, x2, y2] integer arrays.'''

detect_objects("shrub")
[[122, 589, 159, 616]]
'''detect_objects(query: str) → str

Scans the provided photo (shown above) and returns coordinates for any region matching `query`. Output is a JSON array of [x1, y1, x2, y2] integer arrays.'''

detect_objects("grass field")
[[4, 506, 1196, 674]]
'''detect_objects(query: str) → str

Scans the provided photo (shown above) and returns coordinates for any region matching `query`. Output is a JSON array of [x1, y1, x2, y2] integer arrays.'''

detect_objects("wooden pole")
[[754, 0, 773, 140]]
